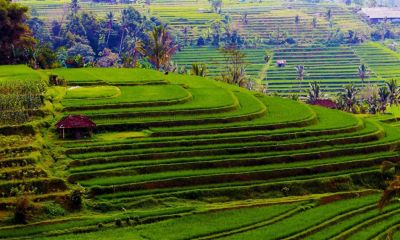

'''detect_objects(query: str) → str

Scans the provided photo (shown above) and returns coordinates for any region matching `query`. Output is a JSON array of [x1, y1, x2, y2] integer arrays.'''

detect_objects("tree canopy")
[[0, 0, 35, 64]]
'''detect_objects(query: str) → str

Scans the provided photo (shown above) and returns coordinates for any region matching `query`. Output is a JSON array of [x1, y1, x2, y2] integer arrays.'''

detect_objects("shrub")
[[115, 218, 122, 227], [69, 186, 85, 210], [13, 195, 32, 224], [43, 202, 66, 217]]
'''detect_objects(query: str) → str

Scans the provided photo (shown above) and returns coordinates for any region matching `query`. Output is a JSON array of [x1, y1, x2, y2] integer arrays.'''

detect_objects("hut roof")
[[56, 115, 96, 129], [360, 8, 400, 19]]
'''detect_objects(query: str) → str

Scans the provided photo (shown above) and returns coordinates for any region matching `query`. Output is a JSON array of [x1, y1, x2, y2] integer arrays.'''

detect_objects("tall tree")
[[387, 79, 400, 106], [295, 15, 300, 35], [209, 0, 222, 14], [307, 81, 321, 103], [337, 84, 359, 113], [358, 64, 368, 84], [145, 25, 178, 70], [219, 45, 248, 86], [105, 12, 114, 48], [0, 0, 35, 64], [70, 0, 79, 15], [295, 65, 306, 90]]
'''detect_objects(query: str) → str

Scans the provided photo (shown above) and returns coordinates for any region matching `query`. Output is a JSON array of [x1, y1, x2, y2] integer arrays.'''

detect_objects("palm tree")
[[311, 17, 317, 29], [358, 64, 368, 84], [295, 65, 306, 91], [326, 9, 332, 21], [146, 25, 179, 70], [295, 15, 300, 35], [387, 79, 400, 106], [182, 26, 189, 45], [338, 84, 358, 113], [191, 63, 207, 77], [70, 0, 79, 15], [378, 86, 389, 113], [119, 26, 128, 55], [307, 81, 321, 103], [105, 12, 113, 48]]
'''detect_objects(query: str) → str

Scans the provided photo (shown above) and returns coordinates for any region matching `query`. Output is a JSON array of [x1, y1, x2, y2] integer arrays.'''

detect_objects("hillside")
[[1, 66, 400, 239]]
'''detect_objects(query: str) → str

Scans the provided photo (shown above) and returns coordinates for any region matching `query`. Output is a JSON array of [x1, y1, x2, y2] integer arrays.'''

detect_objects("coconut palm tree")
[[312, 17, 317, 28], [105, 12, 113, 48], [378, 86, 389, 113], [307, 81, 321, 103], [191, 63, 208, 77], [358, 64, 368, 84], [295, 65, 306, 91], [295, 15, 300, 35], [387, 79, 400, 106], [338, 84, 358, 113], [146, 25, 179, 70]]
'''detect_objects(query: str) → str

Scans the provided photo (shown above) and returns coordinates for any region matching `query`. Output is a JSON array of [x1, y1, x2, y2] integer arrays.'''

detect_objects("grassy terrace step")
[[65, 116, 365, 157], [44, 68, 167, 84], [62, 85, 192, 111], [219, 195, 384, 240], [334, 208, 400, 240], [93, 167, 379, 202], [63, 105, 362, 152], [68, 120, 394, 169], [67, 120, 382, 161], [150, 97, 316, 136], [0, 178, 67, 201], [86, 139, 397, 194], [305, 202, 400, 240], [93, 92, 267, 130], [66, 88, 239, 118], [0, 207, 194, 239], [70, 122, 392, 174], [72, 150, 398, 186], [140, 203, 303, 240]]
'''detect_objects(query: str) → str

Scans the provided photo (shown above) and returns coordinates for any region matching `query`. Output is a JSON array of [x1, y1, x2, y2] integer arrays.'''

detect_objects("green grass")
[[62, 85, 190, 108], [64, 86, 121, 99], [0, 65, 43, 82], [43, 68, 166, 84], [306, 203, 400, 240], [218, 195, 380, 240]]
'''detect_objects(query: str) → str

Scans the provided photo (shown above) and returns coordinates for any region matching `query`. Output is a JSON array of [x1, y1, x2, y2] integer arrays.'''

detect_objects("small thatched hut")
[[56, 115, 96, 139]]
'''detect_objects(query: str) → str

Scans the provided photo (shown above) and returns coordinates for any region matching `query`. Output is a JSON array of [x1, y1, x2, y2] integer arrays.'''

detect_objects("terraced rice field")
[[5, 193, 400, 240], [225, 2, 369, 43], [1, 66, 400, 239], [0, 66, 68, 210], [173, 47, 269, 79], [353, 42, 400, 81], [265, 45, 385, 94]]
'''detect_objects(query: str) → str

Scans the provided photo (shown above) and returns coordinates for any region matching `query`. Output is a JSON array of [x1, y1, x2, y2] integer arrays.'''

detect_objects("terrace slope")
[[1, 67, 399, 239]]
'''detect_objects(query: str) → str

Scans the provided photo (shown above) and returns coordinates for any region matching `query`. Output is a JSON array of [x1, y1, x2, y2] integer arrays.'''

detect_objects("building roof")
[[360, 7, 400, 19], [309, 99, 337, 109], [55, 115, 96, 129]]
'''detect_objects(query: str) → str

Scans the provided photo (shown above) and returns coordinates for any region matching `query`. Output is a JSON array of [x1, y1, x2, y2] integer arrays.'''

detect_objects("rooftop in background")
[[360, 7, 400, 22]]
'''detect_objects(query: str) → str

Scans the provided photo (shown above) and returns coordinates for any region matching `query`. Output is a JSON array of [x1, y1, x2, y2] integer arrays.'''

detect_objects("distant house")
[[56, 115, 96, 139], [360, 8, 400, 23], [276, 60, 287, 67]]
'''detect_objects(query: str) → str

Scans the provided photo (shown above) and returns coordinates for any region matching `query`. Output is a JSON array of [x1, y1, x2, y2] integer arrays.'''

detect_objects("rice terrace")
[[4, 0, 400, 239]]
